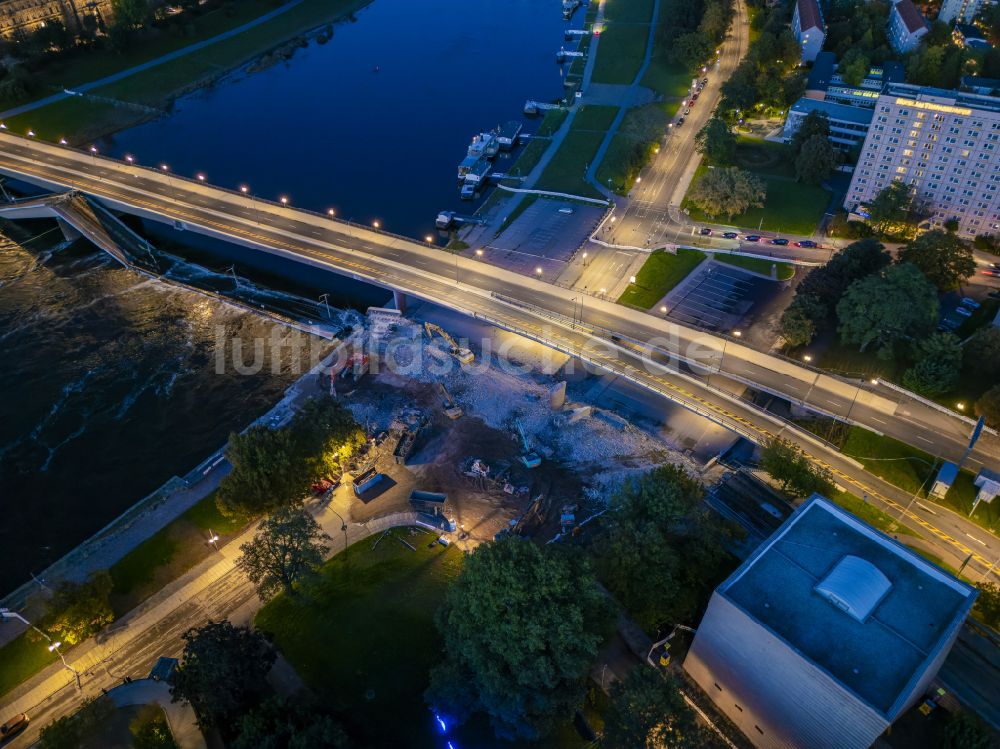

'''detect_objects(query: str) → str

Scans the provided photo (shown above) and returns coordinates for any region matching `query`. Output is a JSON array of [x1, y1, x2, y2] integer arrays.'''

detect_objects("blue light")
[[447, 743, 457, 749], [435, 714, 448, 733]]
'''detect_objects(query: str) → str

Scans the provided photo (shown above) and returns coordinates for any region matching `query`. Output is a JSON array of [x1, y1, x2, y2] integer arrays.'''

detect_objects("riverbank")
[[4, 0, 373, 145]]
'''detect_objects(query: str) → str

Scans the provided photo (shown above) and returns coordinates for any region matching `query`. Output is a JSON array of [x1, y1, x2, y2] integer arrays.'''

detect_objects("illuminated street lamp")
[[0, 608, 81, 690], [26, 129, 35, 137], [125, 154, 134, 165], [280, 196, 289, 206], [59, 137, 67, 145], [630, 275, 637, 284], [733, 330, 742, 337], [240, 184, 259, 224], [196, 173, 206, 182], [327, 208, 336, 217], [475, 249, 483, 258], [425, 235, 434, 243], [582, 251, 588, 266], [372, 220, 380, 229], [957, 402, 966, 411], [803, 354, 813, 363], [660, 306, 667, 313], [535, 266, 543, 277], [207, 530, 221, 551], [0, 122, 6, 129]]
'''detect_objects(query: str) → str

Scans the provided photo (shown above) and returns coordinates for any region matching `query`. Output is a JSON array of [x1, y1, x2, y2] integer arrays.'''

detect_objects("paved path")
[[108, 679, 206, 749], [0, 0, 306, 120], [584, 0, 661, 199]]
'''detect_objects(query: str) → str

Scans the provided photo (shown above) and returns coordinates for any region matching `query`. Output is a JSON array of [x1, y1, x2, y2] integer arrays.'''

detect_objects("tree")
[[687, 167, 765, 220], [898, 230, 976, 290], [975, 384, 1000, 429], [111, 0, 148, 29], [759, 438, 833, 497], [973, 582, 1000, 629], [287, 396, 365, 481], [836, 263, 938, 358], [720, 63, 757, 111], [41, 571, 114, 646], [797, 238, 891, 312], [789, 111, 830, 156], [695, 117, 737, 166], [941, 712, 993, 749], [795, 134, 837, 185], [216, 425, 309, 520], [593, 466, 730, 631], [40, 697, 115, 749], [426, 538, 612, 740], [673, 31, 715, 69], [866, 181, 918, 237], [171, 620, 276, 731], [232, 697, 349, 749], [963, 327, 1000, 382], [901, 333, 962, 397], [131, 707, 178, 749], [237, 507, 330, 601], [839, 48, 870, 86], [780, 303, 817, 348], [603, 668, 711, 749]]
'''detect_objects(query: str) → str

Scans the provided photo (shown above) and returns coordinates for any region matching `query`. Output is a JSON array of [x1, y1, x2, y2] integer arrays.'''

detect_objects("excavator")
[[424, 322, 474, 364], [439, 383, 463, 420], [515, 417, 541, 469]]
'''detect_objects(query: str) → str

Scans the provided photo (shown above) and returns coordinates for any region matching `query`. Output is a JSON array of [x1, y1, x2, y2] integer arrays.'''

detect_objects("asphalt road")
[[0, 134, 998, 579]]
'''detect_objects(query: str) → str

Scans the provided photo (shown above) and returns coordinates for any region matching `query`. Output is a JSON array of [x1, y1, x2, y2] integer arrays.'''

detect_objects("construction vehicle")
[[424, 322, 474, 364], [515, 418, 541, 468], [439, 383, 463, 419], [646, 624, 697, 669], [494, 493, 545, 540]]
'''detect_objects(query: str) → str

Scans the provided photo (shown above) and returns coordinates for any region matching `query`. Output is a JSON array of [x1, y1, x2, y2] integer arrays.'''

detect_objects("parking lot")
[[666, 262, 767, 331]]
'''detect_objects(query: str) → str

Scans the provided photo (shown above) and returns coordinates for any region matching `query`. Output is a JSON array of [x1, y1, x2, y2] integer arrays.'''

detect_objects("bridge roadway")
[[0, 132, 998, 575]]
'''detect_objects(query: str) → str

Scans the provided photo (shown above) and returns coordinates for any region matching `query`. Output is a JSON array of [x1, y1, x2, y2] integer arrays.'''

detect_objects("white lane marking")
[[916, 435, 934, 444], [870, 417, 888, 425], [966, 533, 987, 547], [916, 503, 938, 515]]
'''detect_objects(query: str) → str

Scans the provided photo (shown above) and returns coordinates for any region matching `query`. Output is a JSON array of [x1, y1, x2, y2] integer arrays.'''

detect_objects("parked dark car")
[[770, 238, 790, 246], [743, 234, 761, 242], [1, 714, 29, 744], [722, 231, 739, 239], [795, 240, 817, 248], [699, 227, 713, 236], [676, 117, 685, 126]]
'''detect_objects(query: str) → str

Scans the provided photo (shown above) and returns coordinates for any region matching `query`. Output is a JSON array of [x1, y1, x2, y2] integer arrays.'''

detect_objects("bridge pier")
[[393, 290, 407, 313], [56, 217, 82, 243]]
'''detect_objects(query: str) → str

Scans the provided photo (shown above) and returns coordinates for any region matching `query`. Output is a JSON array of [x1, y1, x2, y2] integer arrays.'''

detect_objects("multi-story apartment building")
[[887, 0, 928, 53], [783, 98, 874, 150], [791, 0, 825, 62], [0, 0, 111, 37], [844, 83, 1000, 238], [939, 0, 996, 24]]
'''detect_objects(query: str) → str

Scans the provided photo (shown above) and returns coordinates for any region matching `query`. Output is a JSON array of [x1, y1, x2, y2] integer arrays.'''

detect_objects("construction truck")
[[646, 625, 697, 670], [515, 418, 541, 469], [438, 383, 463, 419], [424, 322, 474, 364]]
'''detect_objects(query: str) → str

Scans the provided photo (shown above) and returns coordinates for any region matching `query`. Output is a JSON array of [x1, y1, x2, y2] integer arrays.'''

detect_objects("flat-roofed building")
[[845, 83, 1000, 237], [940, 0, 996, 23], [888, 0, 928, 53], [791, 0, 825, 62], [783, 97, 874, 150], [684, 495, 976, 749]]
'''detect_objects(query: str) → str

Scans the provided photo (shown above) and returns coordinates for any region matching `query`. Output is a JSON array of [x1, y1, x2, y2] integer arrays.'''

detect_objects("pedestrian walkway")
[[0, 0, 306, 120], [108, 679, 206, 749]]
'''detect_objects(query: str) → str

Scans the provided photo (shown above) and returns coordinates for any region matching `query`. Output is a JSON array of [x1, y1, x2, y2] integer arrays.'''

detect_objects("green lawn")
[[0, 631, 58, 699], [713, 253, 795, 280], [9, 0, 372, 143], [683, 169, 830, 235], [604, 0, 655, 23], [108, 491, 245, 616], [595, 102, 670, 194], [537, 108, 569, 137], [536, 130, 606, 199], [618, 248, 706, 308], [639, 0, 692, 101], [255, 528, 462, 748], [592, 24, 650, 85], [571, 105, 620, 132], [735, 137, 796, 179], [842, 427, 1000, 534]]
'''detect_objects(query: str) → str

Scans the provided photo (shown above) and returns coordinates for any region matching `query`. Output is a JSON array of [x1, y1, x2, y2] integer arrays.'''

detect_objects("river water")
[[0, 0, 575, 594]]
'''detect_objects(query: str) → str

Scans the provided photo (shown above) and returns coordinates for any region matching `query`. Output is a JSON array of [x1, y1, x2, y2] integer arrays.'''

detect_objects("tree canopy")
[[171, 620, 276, 731], [592, 465, 731, 631], [898, 230, 976, 290], [866, 182, 923, 238], [426, 537, 611, 741], [237, 507, 330, 601], [687, 167, 765, 220], [795, 134, 838, 185], [40, 571, 114, 646], [836, 263, 939, 358], [963, 327, 1000, 383], [901, 333, 962, 397], [695, 118, 737, 166], [231, 696, 349, 749], [976, 385, 1000, 429], [760, 439, 833, 497], [603, 668, 712, 749]]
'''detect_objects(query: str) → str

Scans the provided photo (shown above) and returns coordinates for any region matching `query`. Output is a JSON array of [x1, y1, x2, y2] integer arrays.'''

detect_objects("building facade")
[[791, 0, 825, 62], [684, 496, 976, 749], [0, 0, 112, 38], [939, 0, 995, 23], [783, 97, 874, 150], [845, 83, 1000, 237], [887, 0, 928, 53]]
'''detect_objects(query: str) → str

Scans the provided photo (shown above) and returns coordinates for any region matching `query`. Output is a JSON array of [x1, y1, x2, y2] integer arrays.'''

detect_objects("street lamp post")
[[319, 293, 332, 319], [240, 185, 258, 224], [0, 608, 82, 690], [328, 508, 349, 550]]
